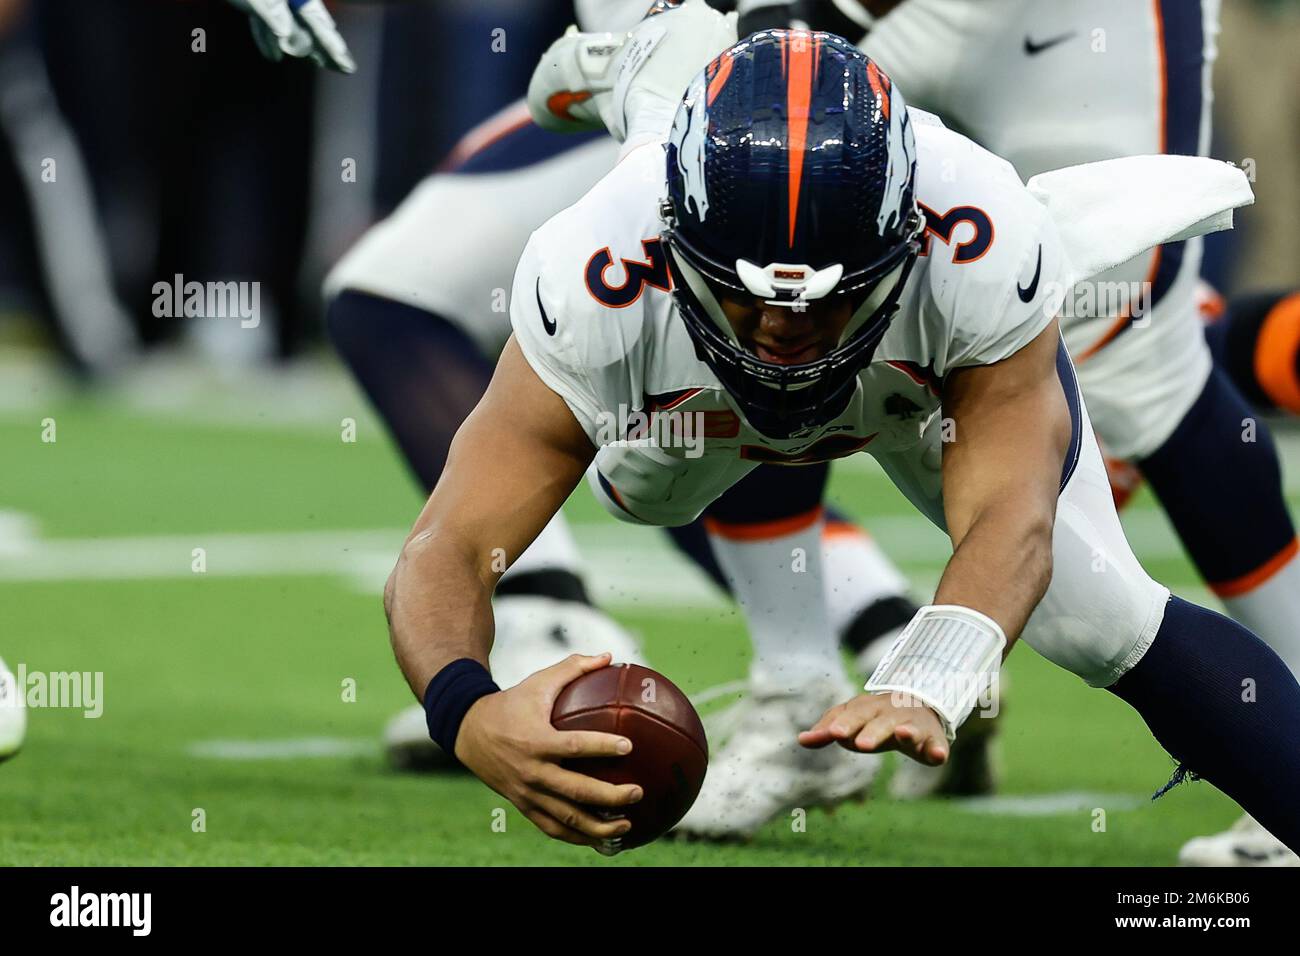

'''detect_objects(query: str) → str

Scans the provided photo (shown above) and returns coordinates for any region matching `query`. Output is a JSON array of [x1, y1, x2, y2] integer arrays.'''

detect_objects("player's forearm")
[[385, 523, 496, 699], [935, 493, 1055, 644]]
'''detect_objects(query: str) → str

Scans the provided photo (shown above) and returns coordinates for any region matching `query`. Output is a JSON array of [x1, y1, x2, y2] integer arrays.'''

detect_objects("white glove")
[[229, 0, 356, 74]]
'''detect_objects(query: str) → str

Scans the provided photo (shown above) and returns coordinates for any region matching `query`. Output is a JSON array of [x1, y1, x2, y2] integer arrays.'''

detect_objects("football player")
[[557, 0, 1300, 858], [323, 0, 922, 790], [383, 21, 1300, 856]]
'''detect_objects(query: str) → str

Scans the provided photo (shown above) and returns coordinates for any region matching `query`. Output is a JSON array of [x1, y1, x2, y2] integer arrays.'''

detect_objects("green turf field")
[[0, 355, 1278, 866]]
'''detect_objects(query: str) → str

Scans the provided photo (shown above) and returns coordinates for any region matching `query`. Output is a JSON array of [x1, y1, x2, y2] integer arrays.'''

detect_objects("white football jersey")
[[510, 113, 1066, 468]]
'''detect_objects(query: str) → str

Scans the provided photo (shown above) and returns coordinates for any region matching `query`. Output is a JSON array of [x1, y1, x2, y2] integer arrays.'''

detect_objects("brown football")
[[551, 662, 708, 851]]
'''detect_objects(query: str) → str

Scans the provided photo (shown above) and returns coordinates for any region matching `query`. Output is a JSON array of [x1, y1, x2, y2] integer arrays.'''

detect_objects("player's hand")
[[229, 0, 356, 73], [798, 692, 949, 766], [454, 652, 643, 849]]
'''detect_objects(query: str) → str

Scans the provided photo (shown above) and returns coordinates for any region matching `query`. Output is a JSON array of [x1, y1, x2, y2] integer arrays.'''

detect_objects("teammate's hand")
[[454, 652, 643, 849], [798, 692, 949, 766], [229, 0, 356, 73]]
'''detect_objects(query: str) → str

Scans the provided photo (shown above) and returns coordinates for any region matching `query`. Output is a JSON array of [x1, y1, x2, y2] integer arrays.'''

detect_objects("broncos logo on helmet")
[[672, 70, 712, 222]]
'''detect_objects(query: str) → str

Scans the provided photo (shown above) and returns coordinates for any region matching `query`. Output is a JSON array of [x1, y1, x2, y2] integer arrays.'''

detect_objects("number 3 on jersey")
[[585, 238, 673, 308], [918, 203, 994, 264]]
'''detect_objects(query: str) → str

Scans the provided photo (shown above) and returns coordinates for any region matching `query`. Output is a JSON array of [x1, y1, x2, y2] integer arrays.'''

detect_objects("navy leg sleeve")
[[1110, 596, 1300, 850]]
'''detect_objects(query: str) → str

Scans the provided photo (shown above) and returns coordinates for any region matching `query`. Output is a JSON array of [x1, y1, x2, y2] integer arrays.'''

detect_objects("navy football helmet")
[[662, 30, 922, 439]]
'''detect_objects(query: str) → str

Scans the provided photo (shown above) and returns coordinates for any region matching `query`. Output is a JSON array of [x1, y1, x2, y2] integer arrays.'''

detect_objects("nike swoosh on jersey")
[[1017, 246, 1043, 303], [1023, 32, 1076, 55], [537, 278, 557, 335]]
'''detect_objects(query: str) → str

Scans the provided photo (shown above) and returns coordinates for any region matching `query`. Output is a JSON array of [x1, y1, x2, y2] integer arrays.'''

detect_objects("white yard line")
[[0, 509, 1225, 611], [186, 737, 379, 760], [0, 518, 725, 608], [952, 791, 1145, 816]]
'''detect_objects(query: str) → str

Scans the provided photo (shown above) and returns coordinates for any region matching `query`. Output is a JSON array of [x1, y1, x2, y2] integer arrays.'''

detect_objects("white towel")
[[1026, 155, 1254, 289]]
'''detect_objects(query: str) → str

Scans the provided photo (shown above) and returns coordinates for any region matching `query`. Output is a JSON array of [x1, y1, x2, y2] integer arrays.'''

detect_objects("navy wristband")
[[423, 658, 500, 759]]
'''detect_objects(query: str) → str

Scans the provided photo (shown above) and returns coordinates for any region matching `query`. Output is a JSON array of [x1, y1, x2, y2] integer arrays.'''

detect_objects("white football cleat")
[[383, 596, 647, 771], [0, 655, 27, 763], [527, 0, 737, 139], [1178, 815, 1299, 867], [671, 677, 881, 841]]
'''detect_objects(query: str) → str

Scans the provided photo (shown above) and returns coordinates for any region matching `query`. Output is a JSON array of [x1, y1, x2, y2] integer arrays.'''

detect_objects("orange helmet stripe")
[[786, 33, 815, 248], [706, 52, 735, 106]]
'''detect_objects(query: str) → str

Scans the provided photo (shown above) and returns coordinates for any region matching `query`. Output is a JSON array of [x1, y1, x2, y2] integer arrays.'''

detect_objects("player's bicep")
[[408, 336, 596, 580], [940, 319, 1071, 545]]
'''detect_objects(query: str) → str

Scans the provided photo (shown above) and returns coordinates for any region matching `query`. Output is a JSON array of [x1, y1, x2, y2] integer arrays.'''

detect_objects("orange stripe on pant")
[[704, 506, 824, 542], [823, 519, 869, 542], [1253, 293, 1300, 414], [1211, 536, 1300, 599]]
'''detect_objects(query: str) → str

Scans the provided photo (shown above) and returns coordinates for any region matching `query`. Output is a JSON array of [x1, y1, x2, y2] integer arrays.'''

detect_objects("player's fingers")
[[891, 721, 925, 759], [279, 22, 316, 59], [248, 19, 284, 61], [245, 0, 296, 39], [797, 703, 848, 748], [922, 733, 950, 766], [827, 699, 881, 743], [537, 762, 643, 808], [537, 652, 613, 694], [543, 729, 633, 760], [797, 727, 836, 748], [849, 714, 902, 754], [529, 791, 632, 841], [894, 721, 949, 765], [295, 0, 357, 73], [522, 806, 599, 848]]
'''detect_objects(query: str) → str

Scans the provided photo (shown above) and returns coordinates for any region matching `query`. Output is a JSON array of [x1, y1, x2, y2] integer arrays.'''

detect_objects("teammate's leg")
[[663, 470, 919, 660], [700, 464, 843, 695], [326, 289, 591, 599], [1136, 366, 1300, 677], [1204, 288, 1300, 416], [325, 117, 619, 602]]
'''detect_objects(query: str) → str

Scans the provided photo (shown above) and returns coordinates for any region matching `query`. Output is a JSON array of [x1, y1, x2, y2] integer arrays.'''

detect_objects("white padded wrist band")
[[864, 604, 1006, 742]]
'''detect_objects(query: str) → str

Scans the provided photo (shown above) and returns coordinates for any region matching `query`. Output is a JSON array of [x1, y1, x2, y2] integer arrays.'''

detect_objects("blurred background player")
[[0, 0, 135, 375], [322, 0, 925, 790]]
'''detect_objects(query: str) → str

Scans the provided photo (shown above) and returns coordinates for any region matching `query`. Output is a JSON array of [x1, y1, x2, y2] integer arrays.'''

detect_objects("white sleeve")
[[942, 199, 1067, 371], [509, 234, 607, 444]]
